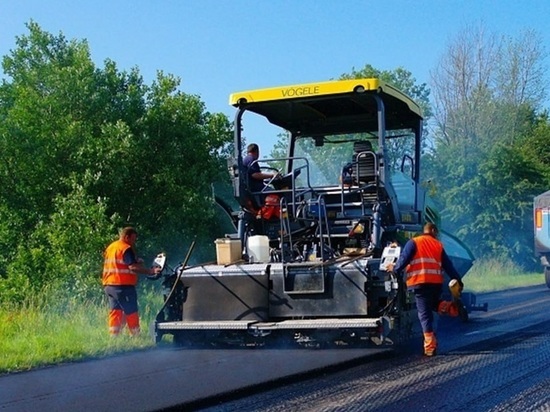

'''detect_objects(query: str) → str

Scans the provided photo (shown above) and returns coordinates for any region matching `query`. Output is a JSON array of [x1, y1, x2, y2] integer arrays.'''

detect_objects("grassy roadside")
[[464, 258, 544, 292], [0, 258, 545, 374], [0, 288, 161, 374]]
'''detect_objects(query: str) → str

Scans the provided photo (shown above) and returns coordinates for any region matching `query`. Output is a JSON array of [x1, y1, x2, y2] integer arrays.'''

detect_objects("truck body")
[[154, 78, 480, 347], [534, 190, 550, 287]]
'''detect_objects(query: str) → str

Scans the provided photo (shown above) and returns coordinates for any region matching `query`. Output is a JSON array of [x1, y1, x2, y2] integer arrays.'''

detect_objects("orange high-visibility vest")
[[405, 235, 444, 287], [102, 239, 137, 286]]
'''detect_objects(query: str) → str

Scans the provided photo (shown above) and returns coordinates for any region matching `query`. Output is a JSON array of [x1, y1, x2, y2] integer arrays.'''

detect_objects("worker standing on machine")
[[102, 227, 162, 337], [387, 222, 465, 357]]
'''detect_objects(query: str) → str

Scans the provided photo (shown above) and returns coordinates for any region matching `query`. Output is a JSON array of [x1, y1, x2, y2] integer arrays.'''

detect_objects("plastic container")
[[308, 244, 318, 261], [247, 235, 270, 263]]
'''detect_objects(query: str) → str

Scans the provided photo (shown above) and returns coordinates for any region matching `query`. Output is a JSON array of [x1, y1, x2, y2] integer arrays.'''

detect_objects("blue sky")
[[1, 1, 550, 153]]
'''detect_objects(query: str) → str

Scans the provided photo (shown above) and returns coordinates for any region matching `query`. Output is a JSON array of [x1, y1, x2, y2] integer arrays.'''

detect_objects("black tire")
[[545, 267, 550, 289]]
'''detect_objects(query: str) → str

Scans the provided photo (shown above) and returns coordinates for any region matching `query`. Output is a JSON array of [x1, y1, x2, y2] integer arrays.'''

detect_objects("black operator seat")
[[353, 141, 377, 185]]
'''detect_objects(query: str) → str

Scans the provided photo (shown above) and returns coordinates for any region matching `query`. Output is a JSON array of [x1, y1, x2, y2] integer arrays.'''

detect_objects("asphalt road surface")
[[1, 284, 550, 412], [197, 284, 550, 412]]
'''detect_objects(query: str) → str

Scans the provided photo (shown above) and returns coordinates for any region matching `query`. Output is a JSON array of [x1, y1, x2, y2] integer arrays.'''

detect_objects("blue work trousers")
[[413, 284, 443, 333]]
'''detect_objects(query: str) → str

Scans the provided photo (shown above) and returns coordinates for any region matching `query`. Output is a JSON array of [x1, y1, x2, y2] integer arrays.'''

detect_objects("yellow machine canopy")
[[229, 78, 423, 135]]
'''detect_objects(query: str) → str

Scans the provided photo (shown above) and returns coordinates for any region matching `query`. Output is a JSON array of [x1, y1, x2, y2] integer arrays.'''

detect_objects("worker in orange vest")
[[102, 227, 161, 336], [387, 222, 465, 356]]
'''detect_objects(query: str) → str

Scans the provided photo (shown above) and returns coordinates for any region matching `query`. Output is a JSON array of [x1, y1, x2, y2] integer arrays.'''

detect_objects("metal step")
[[156, 317, 384, 332]]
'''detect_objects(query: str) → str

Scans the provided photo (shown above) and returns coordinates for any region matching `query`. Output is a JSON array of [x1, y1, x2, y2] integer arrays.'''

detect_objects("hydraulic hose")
[[154, 240, 196, 322]]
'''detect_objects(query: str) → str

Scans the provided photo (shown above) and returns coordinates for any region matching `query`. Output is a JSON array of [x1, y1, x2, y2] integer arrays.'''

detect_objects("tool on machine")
[[379, 245, 401, 272]]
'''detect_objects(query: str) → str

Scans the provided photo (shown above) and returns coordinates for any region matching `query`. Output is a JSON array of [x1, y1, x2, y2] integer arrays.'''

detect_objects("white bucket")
[[247, 235, 270, 263]]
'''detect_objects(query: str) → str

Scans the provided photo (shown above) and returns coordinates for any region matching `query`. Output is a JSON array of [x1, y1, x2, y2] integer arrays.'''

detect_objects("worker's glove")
[[147, 265, 163, 280]]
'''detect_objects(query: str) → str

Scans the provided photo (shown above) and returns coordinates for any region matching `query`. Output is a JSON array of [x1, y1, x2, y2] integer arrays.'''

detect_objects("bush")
[[1, 183, 117, 304]]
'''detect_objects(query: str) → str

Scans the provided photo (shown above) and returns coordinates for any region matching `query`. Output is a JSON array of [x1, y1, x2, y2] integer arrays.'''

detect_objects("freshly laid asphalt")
[[0, 343, 389, 411]]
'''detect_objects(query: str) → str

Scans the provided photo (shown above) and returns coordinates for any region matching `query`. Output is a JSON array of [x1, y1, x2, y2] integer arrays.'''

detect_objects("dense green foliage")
[[426, 27, 550, 269], [0, 22, 233, 303]]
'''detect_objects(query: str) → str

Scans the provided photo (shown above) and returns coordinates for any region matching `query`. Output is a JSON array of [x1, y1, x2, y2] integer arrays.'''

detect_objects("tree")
[[341, 64, 432, 120], [0, 22, 233, 302], [427, 23, 548, 267], [2, 181, 118, 301], [519, 113, 550, 185]]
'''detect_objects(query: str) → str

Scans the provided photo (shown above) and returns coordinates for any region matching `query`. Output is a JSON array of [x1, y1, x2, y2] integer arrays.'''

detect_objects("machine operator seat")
[[353, 141, 377, 186]]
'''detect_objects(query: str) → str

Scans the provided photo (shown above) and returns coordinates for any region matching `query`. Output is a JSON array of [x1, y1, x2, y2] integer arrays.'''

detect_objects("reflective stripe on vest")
[[406, 235, 444, 287], [102, 239, 138, 286]]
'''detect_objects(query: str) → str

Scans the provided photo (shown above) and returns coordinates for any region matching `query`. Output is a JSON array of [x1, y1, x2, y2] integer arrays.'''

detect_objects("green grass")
[[0, 290, 160, 374], [0, 257, 545, 374], [463, 258, 543, 293]]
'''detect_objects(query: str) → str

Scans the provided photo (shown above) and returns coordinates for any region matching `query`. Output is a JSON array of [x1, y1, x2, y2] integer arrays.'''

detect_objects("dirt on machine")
[[152, 78, 487, 348]]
